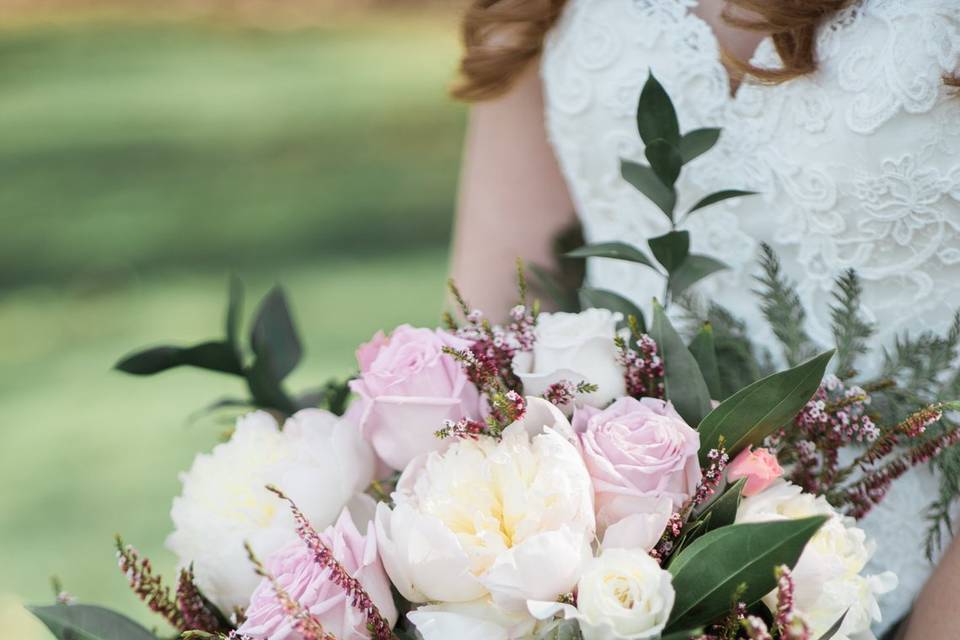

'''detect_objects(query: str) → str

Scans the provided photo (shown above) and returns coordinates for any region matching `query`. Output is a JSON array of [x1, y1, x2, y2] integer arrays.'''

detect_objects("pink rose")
[[726, 447, 783, 497], [573, 397, 701, 549], [349, 325, 483, 471], [239, 510, 398, 640]]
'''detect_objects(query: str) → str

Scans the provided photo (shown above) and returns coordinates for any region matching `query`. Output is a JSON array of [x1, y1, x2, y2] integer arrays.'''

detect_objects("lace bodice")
[[542, 0, 960, 634]]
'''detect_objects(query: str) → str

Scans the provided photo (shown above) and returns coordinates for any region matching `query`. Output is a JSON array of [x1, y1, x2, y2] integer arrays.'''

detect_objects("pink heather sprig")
[[243, 542, 334, 640], [615, 333, 665, 400], [182, 633, 253, 640], [266, 485, 397, 640], [774, 565, 810, 640], [115, 536, 184, 630], [176, 565, 227, 635], [742, 616, 774, 640], [542, 379, 599, 406], [435, 417, 488, 440]]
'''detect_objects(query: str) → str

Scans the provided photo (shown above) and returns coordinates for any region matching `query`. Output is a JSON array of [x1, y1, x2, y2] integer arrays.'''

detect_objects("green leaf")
[[688, 323, 722, 400], [648, 230, 690, 274], [565, 242, 659, 270], [250, 286, 302, 384], [579, 287, 646, 333], [621, 159, 677, 220], [225, 274, 244, 358], [670, 254, 728, 297], [698, 478, 747, 531], [697, 350, 835, 465], [661, 630, 703, 640], [665, 516, 829, 632], [28, 604, 158, 640], [817, 612, 848, 640], [535, 619, 582, 640], [636, 72, 680, 145], [651, 300, 712, 426], [115, 341, 243, 376], [645, 139, 683, 187], [687, 189, 756, 215], [678, 127, 721, 163]]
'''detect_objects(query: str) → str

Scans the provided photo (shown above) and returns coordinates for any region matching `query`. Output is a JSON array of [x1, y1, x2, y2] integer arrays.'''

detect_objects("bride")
[[449, 0, 960, 637]]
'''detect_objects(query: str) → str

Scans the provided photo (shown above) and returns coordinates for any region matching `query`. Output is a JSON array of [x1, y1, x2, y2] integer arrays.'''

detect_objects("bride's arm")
[[899, 534, 960, 639], [449, 61, 576, 320]]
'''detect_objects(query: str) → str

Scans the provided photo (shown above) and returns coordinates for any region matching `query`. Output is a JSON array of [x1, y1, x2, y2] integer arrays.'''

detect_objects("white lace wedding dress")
[[541, 0, 960, 634]]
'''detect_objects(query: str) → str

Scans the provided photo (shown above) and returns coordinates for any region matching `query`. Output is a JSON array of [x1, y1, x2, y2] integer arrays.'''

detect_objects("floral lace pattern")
[[542, 0, 960, 632]]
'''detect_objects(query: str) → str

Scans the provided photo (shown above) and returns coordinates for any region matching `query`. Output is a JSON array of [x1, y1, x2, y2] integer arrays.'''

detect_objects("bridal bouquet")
[[28, 77, 960, 640]]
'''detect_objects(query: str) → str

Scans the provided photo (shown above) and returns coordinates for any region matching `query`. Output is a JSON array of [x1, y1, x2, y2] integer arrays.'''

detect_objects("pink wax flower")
[[239, 510, 397, 640], [727, 446, 784, 497], [573, 397, 701, 548], [349, 325, 483, 471]]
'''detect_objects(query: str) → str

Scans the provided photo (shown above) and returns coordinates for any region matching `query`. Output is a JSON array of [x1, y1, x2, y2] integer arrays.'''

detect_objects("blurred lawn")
[[0, 11, 464, 639]]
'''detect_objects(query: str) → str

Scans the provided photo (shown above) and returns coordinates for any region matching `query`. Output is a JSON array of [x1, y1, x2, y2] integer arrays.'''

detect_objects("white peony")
[[407, 599, 539, 640], [736, 480, 898, 640], [166, 409, 375, 612], [513, 309, 626, 410], [376, 398, 596, 634]]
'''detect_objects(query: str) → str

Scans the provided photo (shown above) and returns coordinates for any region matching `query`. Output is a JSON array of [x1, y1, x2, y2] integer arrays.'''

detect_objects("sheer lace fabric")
[[542, 0, 960, 632]]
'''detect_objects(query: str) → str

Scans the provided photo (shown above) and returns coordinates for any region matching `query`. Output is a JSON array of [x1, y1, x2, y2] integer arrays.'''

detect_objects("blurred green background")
[[0, 3, 466, 637]]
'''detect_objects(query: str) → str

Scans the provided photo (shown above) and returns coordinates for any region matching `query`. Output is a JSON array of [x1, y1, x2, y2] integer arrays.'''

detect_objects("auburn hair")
[[453, 0, 959, 101]]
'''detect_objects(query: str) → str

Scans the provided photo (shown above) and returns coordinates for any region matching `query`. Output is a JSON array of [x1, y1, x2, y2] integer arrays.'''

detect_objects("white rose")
[[736, 480, 898, 640], [513, 309, 626, 410], [376, 397, 595, 626], [528, 548, 675, 640], [166, 409, 375, 612]]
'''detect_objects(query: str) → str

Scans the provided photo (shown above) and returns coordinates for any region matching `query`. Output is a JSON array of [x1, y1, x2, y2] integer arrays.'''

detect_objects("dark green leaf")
[[565, 242, 659, 271], [28, 604, 158, 640], [645, 139, 683, 187], [665, 516, 829, 632], [688, 323, 722, 400], [579, 287, 646, 333], [621, 159, 677, 220], [687, 189, 756, 215], [678, 127, 721, 163], [115, 341, 243, 377], [649, 230, 690, 274], [670, 254, 728, 297], [250, 286, 302, 384], [698, 478, 747, 531], [530, 264, 580, 313], [697, 350, 834, 465], [225, 274, 244, 358], [651, 300, 712, 426], [636, 72, 680, 145], [661, 630, 704, 640], [818, 612, 848, 640]]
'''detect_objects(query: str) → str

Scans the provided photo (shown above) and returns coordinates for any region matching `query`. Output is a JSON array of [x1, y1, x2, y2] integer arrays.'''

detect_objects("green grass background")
[[0, 12, 465, 638]]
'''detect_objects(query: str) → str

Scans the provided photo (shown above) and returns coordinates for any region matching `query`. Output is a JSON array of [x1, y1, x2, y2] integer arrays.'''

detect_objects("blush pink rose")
[[573, 397, 701, 549], [239, 510, 397, 640], [349, 325, 483, 471], [726, 447, 784, 496]]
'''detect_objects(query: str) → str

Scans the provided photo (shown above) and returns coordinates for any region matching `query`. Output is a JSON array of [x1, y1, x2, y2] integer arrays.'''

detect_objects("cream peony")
[[513, 309, 626, 409], [528, 548, 675, 640], [376, 397, 596, 631], [736, 480, 897, 640], [167, 409, 375, 612]]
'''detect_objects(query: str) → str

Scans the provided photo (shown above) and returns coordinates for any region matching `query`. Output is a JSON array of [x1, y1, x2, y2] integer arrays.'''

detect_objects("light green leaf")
[[621, 159, 677, 220], [688, 323, 722, 400], [651, 300, 712, 426], [670, 254, 728, 297], [636, 72, 680, 145], [579, 287, 646, 333], [648, 230, 690, 274], [678, 127, 721, 163], [697, 350, 834, 465], [665, 516, 829, 632], [687, 189, 756, 215], [565, 242, 659, 270], [28, 604, 158, 640], [698, 478, 747, 532], [645, 139, 683, 187]]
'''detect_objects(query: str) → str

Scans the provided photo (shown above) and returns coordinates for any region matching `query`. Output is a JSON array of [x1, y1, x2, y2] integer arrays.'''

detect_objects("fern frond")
[[753, 243, 819, 366], [830, 269, 875, 379]]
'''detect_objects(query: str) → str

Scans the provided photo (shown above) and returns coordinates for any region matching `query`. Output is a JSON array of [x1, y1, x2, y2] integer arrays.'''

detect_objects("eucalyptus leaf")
[[621, 159, 677, 220], [651, 300, 712, 426], [818, 612, 848, 640], [645, 139, 683, 187], [687, 189, 756, 215], [636, 72, 680, 145], [250, 286, 303, 384], [678, 127, 721, 163], [115, 341, 242, 376], [697, 350, 835, 465], [565, 242, 659, 270], [648, 230, 690, 274], [28, 604, 158, 640], [226, 274, 244, 358], [665, 516, 829, 632], [670, 254, 728, 297], [688, 323, 722, 400], [661, 629, 704, 640], [579, 287, 646, 333], [698, 478, 747, 531]]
